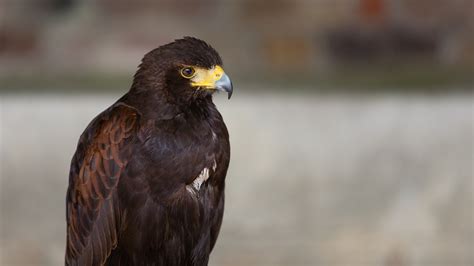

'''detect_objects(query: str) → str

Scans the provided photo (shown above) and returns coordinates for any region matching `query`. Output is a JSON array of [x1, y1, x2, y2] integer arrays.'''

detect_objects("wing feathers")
[[66, 104, 139, 265]]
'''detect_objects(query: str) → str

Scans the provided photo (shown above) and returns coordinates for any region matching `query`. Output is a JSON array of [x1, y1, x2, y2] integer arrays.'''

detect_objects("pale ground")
[[0, 91, 473, 266]]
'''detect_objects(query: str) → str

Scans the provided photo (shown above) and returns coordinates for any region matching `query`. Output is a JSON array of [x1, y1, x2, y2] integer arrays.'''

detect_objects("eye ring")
[[180, 67, 196, 79]]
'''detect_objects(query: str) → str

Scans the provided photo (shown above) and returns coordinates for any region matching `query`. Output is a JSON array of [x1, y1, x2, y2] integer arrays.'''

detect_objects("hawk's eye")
[[180, 67, 196, 78]]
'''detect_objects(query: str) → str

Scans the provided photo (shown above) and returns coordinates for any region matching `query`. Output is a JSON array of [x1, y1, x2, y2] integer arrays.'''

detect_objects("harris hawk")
[[65, 37, 233, 266]]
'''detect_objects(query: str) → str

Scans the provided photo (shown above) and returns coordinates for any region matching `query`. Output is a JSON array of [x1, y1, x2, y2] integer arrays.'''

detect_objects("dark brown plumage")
[[65, 37, 232, 266]]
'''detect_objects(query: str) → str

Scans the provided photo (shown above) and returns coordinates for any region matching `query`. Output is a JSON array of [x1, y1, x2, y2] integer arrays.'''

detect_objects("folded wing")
[[65, 103, 139, 265]]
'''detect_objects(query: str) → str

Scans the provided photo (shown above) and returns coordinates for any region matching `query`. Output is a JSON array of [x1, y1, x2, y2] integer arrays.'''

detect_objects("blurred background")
[[1, 0, 473, 265]]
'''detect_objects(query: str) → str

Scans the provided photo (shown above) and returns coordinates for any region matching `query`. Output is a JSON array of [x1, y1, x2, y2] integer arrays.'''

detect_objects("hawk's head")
[[132, 37, 233, 105]]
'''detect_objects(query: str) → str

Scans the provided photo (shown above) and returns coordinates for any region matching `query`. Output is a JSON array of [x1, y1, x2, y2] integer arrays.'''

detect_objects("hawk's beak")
[[215, 73, 233, 99], [190, 66, 233, 99]]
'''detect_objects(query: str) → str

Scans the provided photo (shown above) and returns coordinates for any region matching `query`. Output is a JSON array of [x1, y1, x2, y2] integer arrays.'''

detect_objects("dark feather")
[[66, 37, 231, 266], [66, 103, 139, 265]]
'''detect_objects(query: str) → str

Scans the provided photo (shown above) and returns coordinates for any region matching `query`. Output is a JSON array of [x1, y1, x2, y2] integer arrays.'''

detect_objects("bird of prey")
[[65, 37, 233, 266]]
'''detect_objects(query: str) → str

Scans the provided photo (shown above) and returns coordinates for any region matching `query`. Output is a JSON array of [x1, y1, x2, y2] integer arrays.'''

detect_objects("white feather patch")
[[211, 131, 217, 142], [186, 167, 211, 194], [186, 158, 218, 194], [212, 159, 217, 171]]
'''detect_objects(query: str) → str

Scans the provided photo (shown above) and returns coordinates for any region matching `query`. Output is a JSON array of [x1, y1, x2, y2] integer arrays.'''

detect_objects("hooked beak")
[[190, 66, 234, 99], [215, 73, 233, 99]]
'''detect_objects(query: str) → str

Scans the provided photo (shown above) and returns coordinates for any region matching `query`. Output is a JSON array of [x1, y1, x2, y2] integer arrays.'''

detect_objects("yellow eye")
[[180, 67, 196, 78]]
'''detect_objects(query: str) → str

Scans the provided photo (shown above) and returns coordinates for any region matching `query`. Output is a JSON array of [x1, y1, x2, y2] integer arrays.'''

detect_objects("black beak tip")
[[227, 81, 233, 99]]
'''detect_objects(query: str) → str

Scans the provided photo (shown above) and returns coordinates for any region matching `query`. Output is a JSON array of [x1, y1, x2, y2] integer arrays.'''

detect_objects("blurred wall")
[[1, 93, 473, 265]]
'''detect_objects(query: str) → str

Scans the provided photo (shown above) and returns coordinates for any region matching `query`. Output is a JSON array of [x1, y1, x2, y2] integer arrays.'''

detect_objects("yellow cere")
[[190, 66, 225, 89]]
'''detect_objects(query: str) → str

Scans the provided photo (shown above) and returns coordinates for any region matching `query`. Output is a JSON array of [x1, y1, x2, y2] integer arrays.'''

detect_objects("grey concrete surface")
[[1, 91, 473, 266]]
